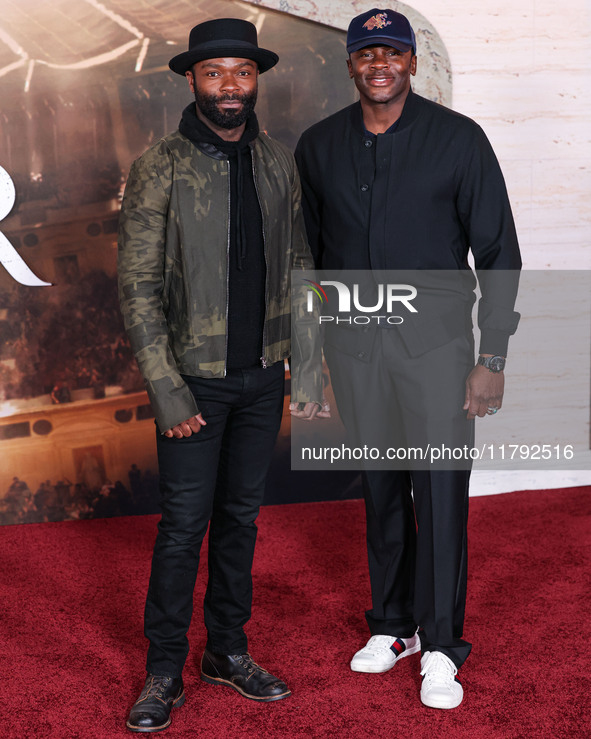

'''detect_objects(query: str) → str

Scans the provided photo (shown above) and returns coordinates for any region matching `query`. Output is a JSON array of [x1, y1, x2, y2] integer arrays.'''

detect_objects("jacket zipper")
[[251, 150, 269, 368], [223, 158, 231, 377]]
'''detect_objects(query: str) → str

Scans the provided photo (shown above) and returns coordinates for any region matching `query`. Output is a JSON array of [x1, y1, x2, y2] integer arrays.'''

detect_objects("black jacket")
[[295, 89, 522, 356]]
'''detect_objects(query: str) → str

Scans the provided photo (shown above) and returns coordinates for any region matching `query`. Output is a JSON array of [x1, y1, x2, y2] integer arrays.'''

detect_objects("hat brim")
[[169, 42, 279, 75], [347, 38, 413, 54]]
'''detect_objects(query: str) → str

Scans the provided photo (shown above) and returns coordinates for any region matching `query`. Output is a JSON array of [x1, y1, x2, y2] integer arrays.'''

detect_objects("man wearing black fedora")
[[119, 17, 323, 733]]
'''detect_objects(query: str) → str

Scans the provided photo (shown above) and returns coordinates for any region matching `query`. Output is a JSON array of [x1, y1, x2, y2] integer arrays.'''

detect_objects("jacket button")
[[360, 184, 369, 192], [357, 351, 365, 359], [364, 139, 373, 147]]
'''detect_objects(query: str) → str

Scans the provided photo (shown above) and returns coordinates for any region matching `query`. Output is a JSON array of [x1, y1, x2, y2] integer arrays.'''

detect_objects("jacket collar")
[[178, 102, 260, 160]]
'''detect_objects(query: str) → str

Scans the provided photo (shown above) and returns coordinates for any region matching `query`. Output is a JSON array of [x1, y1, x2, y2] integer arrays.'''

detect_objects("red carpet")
[[1, 486, 589, 738]]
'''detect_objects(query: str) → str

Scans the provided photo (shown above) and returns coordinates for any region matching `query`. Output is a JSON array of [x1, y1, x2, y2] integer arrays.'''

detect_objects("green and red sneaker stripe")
[[389, 638, 407, 656]]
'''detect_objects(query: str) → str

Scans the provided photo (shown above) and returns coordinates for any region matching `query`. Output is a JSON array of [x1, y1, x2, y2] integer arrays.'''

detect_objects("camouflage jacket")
[[118, 129, 322, 432]]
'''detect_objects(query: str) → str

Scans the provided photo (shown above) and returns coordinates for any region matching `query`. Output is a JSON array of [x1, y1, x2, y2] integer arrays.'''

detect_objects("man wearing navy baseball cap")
[[296, 8, 521, 710]]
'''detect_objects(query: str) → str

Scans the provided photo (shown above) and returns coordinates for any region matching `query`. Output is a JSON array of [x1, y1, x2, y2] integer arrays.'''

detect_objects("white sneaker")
[[350, 633, 421, 673], [420, 651, 463, 709]]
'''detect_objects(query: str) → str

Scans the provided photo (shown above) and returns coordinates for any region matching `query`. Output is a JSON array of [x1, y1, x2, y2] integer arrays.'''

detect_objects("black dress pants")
[[144, 362, 284, 677], [324, 328, 474, 668], [362, 468, 471, 668]]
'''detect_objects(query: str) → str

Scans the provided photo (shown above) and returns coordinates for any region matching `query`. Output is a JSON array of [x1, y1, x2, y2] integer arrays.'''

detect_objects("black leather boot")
[[201, 650, 291, 702], [126, 674, 185, 733]]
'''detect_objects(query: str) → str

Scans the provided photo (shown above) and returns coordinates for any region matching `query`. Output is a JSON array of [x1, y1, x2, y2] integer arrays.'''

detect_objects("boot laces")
[[235, 653, 268, 676], [143, 675, 173, 700]]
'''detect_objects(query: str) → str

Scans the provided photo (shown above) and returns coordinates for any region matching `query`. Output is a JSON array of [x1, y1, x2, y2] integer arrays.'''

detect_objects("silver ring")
[[487, 407, 499, 415]]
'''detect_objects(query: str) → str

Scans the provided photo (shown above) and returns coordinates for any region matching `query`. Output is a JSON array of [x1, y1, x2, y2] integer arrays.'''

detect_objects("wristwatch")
[[477, 355, 506, 373]]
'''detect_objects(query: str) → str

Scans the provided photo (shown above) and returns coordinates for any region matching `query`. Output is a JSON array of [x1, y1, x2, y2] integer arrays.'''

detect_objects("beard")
[[194, 88, 257, 130]]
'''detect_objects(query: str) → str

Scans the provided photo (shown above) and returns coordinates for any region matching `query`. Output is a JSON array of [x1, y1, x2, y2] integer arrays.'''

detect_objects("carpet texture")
[[1, 486, 589, 738]]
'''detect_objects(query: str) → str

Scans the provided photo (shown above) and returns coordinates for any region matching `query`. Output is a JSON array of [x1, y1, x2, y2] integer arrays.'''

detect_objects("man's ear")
[[185, 68, 195, 92], [410, 54, 417, 76], [346, 57, 354, 79]]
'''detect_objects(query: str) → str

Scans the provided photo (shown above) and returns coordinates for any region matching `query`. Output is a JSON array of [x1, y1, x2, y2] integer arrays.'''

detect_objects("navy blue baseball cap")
[[346, 8, 416, 55]]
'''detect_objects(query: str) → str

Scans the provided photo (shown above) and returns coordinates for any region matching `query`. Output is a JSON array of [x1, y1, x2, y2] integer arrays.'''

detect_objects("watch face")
[[490, 356, 506, 372]]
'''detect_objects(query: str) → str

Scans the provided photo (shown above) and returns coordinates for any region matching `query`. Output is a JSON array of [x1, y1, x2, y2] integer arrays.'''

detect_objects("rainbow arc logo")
[[303, 279, 329, 304]]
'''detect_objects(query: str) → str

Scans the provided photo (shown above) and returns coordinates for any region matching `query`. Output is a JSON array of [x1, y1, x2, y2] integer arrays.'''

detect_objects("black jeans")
[[144, 362, 284, 677]]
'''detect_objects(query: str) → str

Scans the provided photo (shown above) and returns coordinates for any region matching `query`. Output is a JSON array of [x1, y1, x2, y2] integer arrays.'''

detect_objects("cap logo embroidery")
[[363, 13, 392, 31]]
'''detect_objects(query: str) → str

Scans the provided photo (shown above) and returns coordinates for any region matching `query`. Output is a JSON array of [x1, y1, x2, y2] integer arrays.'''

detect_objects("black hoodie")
[[179, 103, 266, 369]]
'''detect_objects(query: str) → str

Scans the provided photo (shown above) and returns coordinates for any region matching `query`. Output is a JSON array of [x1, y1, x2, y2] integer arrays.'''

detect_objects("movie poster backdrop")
[[0, 0, 451, 524]]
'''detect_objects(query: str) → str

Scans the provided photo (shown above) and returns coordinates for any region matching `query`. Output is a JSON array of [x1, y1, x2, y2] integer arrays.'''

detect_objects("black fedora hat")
[[169, 18, 279, 75]]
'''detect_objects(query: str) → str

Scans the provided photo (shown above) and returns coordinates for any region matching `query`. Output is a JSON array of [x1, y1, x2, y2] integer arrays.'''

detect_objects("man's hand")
[[463, 365, 504, 420], [289, 396, 332, 421], [163, 413, 207, 438]]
